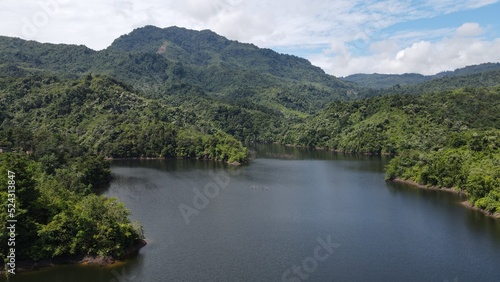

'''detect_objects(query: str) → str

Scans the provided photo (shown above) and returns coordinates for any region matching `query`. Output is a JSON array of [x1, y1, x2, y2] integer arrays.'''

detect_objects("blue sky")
[[0, 0, 499, 76]]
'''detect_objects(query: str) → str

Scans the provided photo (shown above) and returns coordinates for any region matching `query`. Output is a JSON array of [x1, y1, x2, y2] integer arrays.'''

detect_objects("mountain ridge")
[[108, 25, 348, 89], [0, 26, 357, 117], [341, 62, 500, 89]]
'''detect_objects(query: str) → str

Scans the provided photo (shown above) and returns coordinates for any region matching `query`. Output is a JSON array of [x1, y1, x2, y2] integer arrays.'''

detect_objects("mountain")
[[342, 73, 429, 89], [359, 69, 500, 97], [107, 26, 358, 112], [108, 26, 347, 88], [342, 62, 500, 89], [0, 26, 358, 119]]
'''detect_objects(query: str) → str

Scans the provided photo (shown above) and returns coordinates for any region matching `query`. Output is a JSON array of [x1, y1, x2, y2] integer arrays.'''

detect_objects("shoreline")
[[392, 178, 465, 195], [460, 201, 500, 219], [277, 142, 395, 156], [106, 156, 243, 166], [392, 178, 500, 220], [2, 239, 146, 274]]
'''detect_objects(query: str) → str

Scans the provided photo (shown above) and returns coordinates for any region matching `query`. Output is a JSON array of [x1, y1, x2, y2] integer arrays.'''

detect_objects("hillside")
[[109, 26, 347, 87], [342, 62, 500, 89], [0, 74, 247, 162], [283, 86, 499, 153], [360, 69, 500, 97]]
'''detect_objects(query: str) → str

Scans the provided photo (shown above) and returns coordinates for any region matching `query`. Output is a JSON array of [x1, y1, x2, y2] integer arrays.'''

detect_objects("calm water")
[[5, 144, 500, 281]]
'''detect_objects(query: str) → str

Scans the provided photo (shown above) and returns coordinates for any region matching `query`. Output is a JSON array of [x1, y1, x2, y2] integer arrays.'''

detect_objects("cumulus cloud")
[[313, 23, 500, 76], [455, 22, 484, 37]]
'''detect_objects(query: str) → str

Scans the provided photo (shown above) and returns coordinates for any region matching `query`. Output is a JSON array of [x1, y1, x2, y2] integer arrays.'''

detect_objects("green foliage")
[[0, 75, 248, 163], [0, 73, 250, 262], [288, 86, 500, 213], [385, 141, 500, 213], [0, 149, 144, 261], [286, 87, 500, 154], [37, 195, 142, 258]]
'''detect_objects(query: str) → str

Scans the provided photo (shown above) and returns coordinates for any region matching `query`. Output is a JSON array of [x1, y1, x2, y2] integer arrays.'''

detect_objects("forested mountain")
[[283, 87, 499, 153], [0, 74, 247, 163], [342, 73, 429, 89], [342, 62, 500, 89], [361, 69, 500, 97], [109, 26, 349, 88], [0, 26, 357, 118]]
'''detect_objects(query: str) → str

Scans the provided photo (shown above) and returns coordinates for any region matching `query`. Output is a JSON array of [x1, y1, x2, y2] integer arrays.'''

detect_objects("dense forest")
[[0, 151, 144, 261], [0, 26, 499, 267], [0, 74, 248, 163]]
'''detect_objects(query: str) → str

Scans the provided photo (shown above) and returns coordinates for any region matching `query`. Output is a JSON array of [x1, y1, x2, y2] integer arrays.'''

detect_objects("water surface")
[[5, 144, 500, 281]]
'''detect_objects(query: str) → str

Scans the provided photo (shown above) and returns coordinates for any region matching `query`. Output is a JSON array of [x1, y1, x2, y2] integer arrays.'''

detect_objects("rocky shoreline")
[[1, 239, 146, 274]]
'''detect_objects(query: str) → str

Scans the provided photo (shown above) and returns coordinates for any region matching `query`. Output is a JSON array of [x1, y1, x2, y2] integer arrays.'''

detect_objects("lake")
[[5, 144, 500, 281]]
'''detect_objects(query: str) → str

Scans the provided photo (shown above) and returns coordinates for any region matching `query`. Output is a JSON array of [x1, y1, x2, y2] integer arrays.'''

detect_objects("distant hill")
[[358, 69, 500, 97], [342, 62, 500, 89], [342, 73, 429, 89]]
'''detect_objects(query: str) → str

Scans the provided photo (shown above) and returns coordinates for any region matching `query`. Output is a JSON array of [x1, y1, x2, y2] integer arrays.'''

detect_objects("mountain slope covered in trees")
[[0, 74, 248, 163], [0, 26, 358, 118]]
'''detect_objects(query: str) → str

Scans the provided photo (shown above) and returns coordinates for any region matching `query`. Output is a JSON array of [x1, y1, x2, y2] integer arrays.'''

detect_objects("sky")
[[0, 0, 499, 77]]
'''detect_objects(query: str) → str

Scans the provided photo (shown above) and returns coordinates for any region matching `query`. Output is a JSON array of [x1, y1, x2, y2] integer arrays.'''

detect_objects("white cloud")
[[456, 22, 484, 37], [313, 23, 500, 76]]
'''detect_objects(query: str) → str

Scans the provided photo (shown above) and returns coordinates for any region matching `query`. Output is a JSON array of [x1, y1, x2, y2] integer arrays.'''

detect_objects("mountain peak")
[[107, 25, 341, 84], [108, 25, 231, 54]]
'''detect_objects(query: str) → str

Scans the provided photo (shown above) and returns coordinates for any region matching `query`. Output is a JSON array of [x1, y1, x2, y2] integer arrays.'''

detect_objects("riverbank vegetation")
[[284, 86, 500, 214], [0, 74, 248, 163], [0, 150, 144, 263]]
